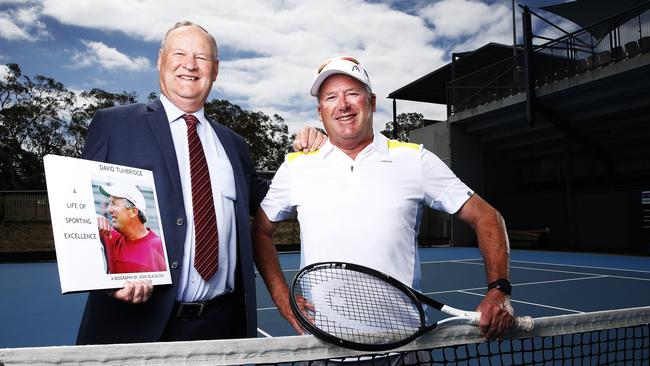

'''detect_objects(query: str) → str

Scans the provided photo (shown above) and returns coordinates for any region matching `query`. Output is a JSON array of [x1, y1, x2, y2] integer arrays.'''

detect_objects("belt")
[[174, 292, 236, 318]]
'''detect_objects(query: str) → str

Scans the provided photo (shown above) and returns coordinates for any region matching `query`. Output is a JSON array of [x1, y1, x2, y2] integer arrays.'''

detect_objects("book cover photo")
[[44, 154, 171, 293]]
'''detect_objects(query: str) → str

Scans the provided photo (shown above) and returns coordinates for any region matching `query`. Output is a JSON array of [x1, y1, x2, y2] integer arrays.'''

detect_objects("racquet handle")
[[513, 315, 535, 331]]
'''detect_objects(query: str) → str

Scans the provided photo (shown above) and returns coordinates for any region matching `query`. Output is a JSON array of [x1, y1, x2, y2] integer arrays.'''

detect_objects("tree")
[[0, 63, 291, 189], [204, 99, 291, 171], [68, 88, 139, 157], [0, 64, 141, 189], [0, 64, 75, 189], [380, 112, 424, 142]]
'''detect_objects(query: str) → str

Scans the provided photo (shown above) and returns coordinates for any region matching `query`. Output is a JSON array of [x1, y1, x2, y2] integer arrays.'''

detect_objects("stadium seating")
[[624, 41, 641, 57]]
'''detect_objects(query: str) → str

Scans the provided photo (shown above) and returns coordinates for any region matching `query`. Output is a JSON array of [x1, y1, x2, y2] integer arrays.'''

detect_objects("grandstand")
[[389, 0, 650, 254]]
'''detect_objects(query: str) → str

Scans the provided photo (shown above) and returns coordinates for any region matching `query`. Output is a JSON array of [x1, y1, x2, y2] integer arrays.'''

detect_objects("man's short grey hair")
[[160, 20, 218, 60], [124, 199, 147, 224]]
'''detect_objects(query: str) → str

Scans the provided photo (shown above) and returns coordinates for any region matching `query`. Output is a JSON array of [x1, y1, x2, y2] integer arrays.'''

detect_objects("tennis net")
[[1, 306, 648, 365]]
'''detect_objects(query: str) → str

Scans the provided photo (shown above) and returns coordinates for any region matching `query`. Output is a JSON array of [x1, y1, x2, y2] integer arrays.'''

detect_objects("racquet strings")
[[293, 266, 422, 345]]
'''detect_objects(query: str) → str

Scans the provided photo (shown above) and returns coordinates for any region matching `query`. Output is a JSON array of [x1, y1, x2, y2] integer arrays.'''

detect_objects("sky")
[[0, 0, 572, 134]]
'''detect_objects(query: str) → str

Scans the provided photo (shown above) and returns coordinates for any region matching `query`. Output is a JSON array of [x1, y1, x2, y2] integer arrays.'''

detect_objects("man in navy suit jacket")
[[77, 21, 322, 344]]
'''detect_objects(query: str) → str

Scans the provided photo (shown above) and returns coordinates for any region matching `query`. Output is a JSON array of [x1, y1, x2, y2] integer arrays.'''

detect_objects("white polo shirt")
[[261, 133, 473, 290]]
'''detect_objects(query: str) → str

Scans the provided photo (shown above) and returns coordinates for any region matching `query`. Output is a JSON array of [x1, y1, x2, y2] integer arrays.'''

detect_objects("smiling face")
[[317, 74, 376, 157], [107, 196, 137, 233], [157, 25, 219, 113]]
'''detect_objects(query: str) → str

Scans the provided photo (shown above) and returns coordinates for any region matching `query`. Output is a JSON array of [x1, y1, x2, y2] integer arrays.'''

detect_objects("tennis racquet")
[[290, 261, 534, 351]]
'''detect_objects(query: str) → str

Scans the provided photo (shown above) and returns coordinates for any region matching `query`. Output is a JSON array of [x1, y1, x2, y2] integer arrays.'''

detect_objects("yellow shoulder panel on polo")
[[387, 140, 419, 150], [287, 150, 321, 163]]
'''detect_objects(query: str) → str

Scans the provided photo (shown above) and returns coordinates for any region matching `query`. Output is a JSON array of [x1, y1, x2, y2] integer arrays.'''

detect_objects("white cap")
[[99, 183, 147, 213], [310, 56, 372, 97]]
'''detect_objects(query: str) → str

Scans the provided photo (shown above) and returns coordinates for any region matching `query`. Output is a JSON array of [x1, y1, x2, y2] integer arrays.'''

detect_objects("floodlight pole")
[[512, 0, 517, 56], [392, 98, 398, 140], [522, 6, 536, 126], [512, 0, 519, 91]]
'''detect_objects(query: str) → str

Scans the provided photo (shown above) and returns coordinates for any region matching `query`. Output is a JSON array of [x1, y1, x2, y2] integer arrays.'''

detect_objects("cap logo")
[[310, 56, 371, 97]]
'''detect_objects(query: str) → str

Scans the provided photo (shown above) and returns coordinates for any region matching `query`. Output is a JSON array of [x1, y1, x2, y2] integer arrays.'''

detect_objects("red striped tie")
[[183, 114, 219, 280]]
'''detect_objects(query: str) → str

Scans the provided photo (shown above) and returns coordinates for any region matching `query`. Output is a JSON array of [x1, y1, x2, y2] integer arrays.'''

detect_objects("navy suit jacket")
[[76, 99, 268, 344]]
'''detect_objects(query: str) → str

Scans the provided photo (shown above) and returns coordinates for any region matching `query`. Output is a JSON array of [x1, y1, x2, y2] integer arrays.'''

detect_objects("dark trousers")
[[160, 292, 245, 342]]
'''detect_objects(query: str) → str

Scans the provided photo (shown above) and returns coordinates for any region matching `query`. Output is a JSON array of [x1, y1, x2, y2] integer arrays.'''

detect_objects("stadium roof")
[[388, 43, 519, 104], [540, 0, 650, 40]]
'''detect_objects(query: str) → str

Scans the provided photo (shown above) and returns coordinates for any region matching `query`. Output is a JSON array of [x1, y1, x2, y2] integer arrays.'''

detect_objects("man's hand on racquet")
[[276, 290, 309, 335], [294, 294, 316, 323], [290, 262, 534, 351], [476, 289, 514, 340]]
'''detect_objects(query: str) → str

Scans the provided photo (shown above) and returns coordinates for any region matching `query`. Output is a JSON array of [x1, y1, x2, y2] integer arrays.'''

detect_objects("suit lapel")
[[145, 99, 185, 206]]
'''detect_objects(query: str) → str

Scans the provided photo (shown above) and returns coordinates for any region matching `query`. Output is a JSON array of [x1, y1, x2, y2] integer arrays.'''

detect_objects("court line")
[[424, 258, 650, 274], [457, 290, 584, 314], [445, 260, 650, 281], [257, 276, 607, 314], [510, 259, 650, 274], [273, 258, 650, 275], [258, 258, 493, 275], [257, 306, 278, 311], [423, 275, 608, 296], [257, 328, 273, 338]]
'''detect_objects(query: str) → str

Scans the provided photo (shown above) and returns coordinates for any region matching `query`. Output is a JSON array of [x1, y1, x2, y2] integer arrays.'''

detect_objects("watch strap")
[[487, 278, 512, 296]]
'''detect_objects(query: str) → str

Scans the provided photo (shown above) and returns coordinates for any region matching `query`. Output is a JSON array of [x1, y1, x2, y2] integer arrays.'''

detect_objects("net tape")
[[1, 306, 648, 365]]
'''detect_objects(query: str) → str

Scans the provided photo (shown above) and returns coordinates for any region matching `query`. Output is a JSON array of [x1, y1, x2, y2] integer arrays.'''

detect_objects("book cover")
[[44, 154, 172, 293]]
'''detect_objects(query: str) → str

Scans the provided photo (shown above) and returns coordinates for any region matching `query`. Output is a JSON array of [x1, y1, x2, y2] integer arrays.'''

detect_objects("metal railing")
[[0, 191, 50, 222], [447, 3, 650, 115]]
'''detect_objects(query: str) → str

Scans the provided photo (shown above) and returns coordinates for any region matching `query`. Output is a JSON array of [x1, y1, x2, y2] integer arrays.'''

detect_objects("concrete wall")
[[409, 121, 454, 245]]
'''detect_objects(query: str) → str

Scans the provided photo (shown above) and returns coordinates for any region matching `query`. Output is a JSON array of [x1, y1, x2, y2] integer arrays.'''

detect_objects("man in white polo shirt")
[[252, 56, 514, 340]]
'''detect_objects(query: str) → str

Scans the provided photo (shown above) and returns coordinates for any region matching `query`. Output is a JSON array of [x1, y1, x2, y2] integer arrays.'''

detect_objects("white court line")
[[423, 275, 607, 296], [511, 259, 650, 274], [423, 258, 650, 275], [256, 255, 648, 335], [257, 275, 607, 313], [509, 264, 650, 282], [255, 268, 298, 275], [257, 327, 273, 338], [456, 290, 584, 314], [421, 259, 480, 265], [439, 260, 650, 282], [258, 306, 278, 311]]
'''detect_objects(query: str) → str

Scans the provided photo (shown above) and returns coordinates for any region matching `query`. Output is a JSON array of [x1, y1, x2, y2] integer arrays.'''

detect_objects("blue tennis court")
[[1, 247, 649, 348]]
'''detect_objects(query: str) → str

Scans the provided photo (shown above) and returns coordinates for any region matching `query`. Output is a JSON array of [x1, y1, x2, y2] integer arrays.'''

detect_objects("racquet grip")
[[472, 313, 535, 331], [513, 315, 535, 331]]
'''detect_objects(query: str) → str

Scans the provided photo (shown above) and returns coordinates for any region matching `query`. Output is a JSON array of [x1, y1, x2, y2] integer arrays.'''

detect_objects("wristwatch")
[[487, 279, 512, 296]]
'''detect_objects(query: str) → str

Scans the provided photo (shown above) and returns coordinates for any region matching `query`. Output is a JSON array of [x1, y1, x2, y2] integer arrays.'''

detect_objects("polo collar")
[[321, 133, 390, 160]]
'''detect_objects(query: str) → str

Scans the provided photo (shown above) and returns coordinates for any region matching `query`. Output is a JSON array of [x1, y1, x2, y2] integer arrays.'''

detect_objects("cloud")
[[0, 5, 49, 41], [70, 40, 151, 72], [0, 16, 31, 41], [420, 0, 516, 51], [32, 0, 449, 131], [10, 0, 538, 134], [0, 64, 11, 82]]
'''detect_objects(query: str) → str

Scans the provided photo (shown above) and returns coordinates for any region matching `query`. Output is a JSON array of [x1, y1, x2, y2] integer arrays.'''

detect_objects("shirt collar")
[[159, 94, 207, 125], [368, 133, 390, 156], [321, 133, 390, 160]]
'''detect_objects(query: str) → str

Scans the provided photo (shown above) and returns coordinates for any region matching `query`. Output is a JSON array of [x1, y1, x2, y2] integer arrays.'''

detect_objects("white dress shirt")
[[160, 95, 238, 302]]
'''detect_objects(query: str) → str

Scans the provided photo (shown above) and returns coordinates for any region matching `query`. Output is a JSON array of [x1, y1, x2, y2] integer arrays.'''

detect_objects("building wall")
[[410, 121, 486, 246], [409, 122, 454, 245], [491, 186, 648, 253], [409, 122, 649, 253]]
